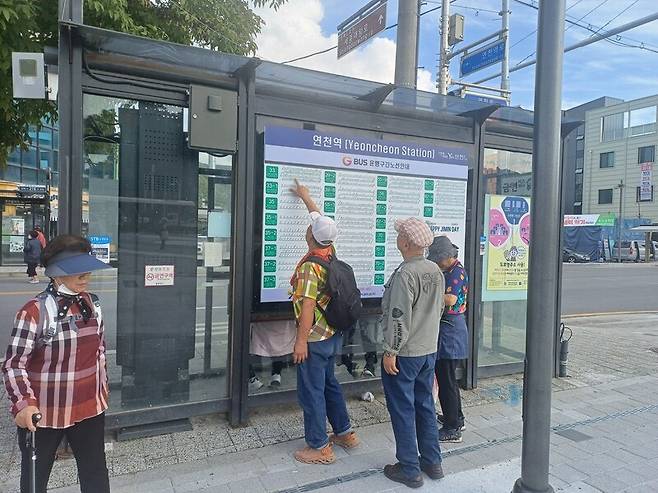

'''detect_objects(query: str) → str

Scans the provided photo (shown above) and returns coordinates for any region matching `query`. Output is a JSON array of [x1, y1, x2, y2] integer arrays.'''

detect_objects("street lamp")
[[617, 180, 624, 264]]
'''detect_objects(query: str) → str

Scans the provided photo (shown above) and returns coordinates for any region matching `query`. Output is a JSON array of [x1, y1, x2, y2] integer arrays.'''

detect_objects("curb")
[[563, 310, 658, 319]]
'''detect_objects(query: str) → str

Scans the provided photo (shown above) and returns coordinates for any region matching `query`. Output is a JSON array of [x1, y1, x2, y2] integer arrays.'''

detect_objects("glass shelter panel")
[[82, 94, 232, 413], [478, 149, 532, 370]]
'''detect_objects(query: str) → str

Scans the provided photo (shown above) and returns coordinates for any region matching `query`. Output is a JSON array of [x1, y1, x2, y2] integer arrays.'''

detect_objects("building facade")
[[562, 97, 623, 215], [582, 95, 658, 226]]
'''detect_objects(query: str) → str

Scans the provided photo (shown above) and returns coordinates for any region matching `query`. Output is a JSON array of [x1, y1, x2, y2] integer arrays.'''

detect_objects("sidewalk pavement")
[[1, 313, 658, 493]]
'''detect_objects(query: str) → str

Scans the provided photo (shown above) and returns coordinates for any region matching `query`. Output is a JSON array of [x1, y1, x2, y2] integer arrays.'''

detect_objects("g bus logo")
[[342, 156, 353, 166]]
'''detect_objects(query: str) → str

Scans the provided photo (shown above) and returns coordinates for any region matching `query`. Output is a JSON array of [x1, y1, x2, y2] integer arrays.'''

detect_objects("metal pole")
[[473, 11, 658, 86], [512, 1, 566, 492], [617, 180, 624, 264], [394, 0, 420, 89], [437, 0, 450, 95], [501, 0, 510, 101]]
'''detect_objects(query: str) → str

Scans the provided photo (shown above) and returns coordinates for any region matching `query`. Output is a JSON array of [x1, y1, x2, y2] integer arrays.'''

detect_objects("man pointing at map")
[[288, 179, 360, 465]]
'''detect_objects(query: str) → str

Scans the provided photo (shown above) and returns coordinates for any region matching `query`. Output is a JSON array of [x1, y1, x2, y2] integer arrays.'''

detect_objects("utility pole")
[[394, 0, 420, 88], [512, 1, 566, 493], [501, 0, 510, 101], [617, 180, 624, 263], [437, 0, 450, 95]]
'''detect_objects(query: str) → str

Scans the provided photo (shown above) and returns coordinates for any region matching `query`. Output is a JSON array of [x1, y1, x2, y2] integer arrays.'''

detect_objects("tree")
[[0, 0, 285, 169]]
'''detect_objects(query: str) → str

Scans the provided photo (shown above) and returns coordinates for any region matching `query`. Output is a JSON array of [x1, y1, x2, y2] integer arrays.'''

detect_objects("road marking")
[[563, 310, 658, 319]]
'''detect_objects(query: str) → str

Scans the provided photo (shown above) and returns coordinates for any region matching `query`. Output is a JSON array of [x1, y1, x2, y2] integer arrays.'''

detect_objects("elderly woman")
[[427, 236, 469, 444], [2, 235, 112, 493]]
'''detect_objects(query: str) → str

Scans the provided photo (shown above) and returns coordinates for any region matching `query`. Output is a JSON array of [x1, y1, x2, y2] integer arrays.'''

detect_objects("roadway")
[[0, 262, 656, 354]]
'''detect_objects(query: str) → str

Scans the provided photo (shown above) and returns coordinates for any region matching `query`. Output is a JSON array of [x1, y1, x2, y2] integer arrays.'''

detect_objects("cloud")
[[254, 0, 435, 91]]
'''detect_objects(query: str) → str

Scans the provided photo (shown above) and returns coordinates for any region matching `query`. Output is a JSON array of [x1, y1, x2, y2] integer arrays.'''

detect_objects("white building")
[[583, 95, 657, 224]]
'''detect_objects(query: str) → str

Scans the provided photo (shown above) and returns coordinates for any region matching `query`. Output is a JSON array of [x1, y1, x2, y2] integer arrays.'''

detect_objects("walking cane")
[[26, 412, 42, 493]]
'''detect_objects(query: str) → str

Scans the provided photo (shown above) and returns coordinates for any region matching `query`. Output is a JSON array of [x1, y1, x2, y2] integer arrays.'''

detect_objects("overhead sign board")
[[463, 92, 508, 106], [563, 214, 616, 227], [461, 39, 506, 77], [337, 1, 387, 59]]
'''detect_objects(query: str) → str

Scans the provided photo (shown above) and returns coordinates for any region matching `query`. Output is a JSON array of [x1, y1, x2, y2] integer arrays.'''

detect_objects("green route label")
[[376, 203, 387, 216], [375, 246, 385, 257], [374, 259, 385, 271], [376, 189, 387, 201], [377, 176, 388, 187], [264, 244, 277, 257], [424, 193, 434, 204], [376, 218, 387, 229], [324, 185, 336, 198], [263, 276, 276, 288], [265, 181, 278, 195], [324, 201, 336, 213], [423, 206, 433, 218], [376, 231, 386, 243], [263, 260, 277, 272], [374, 274, 385, 285], [324, 171, 336, 183], [266, 165, 279, 179], [424, 179, 434, 191], [265, 213, 277, 226], [264, 229, 277, 241], [265, 197, 278, 210]]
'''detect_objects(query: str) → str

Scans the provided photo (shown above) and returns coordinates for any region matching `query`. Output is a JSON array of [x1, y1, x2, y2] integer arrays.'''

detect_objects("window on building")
[[576, 139, 584, 152], [22, 168, 37, 185], [636, 186, 654, 202], [574, 204, 582, 214], [638, 145, 655, 163], [576, 125, 584, 138], [599, 151, 615, 168], [601, 112, 626, 142], [575, 156, 584, 170], [8, 147, 20, 165], [598, 188, 613, 204], [1, 164, 21, 182], [39, 150, 51, 170], [629, 106, 657, 136], [22, 146, 37, 168]]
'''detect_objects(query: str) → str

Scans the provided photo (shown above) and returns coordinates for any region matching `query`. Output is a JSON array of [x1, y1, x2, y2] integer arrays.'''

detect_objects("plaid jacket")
[[292, 261, 334, 342], [2, 293, 108, 428]]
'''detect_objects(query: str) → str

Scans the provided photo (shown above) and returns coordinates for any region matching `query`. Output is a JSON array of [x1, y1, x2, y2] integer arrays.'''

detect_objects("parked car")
[[563, 248, 590, 263], [611, 240, 656, 262]]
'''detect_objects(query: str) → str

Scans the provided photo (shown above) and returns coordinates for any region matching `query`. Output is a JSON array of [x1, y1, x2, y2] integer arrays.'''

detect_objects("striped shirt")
[[2, 293, 108, 429], [292, 261, 335, 342]]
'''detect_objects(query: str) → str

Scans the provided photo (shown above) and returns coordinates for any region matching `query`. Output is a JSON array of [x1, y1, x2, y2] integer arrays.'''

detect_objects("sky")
[[253, 0, 658, 110]]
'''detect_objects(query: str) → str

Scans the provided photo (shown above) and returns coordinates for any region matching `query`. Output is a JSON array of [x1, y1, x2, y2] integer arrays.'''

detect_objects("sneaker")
[[420, 462, 444, 480], [437, 413, 465, 431], [248, 376, 263, 391], [294, 444, 336, 464], [269, 373, 281, 388], [383, 463, 424, 489], [361, 365, 376, 378], [346, 362, 361, 378], [438, 427, 463, 443], [329, 431, 360, 449]]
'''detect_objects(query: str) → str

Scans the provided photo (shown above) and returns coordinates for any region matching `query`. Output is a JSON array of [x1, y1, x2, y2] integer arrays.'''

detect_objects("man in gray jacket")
[[381, 217, 445, 489]]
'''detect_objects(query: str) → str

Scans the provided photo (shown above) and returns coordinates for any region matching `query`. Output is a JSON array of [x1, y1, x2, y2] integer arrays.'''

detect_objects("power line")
[[588, 0, 639, 37], [281, 1, 458, 65], [510, 0, 586, 49]]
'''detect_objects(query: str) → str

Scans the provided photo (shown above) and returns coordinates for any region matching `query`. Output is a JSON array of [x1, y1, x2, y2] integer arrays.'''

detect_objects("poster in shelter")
[[259, 125, 471, 302]]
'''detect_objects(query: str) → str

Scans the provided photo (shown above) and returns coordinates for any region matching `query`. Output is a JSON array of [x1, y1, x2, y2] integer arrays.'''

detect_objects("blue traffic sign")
[[464, 92, 508, 106], [460, 39, 506, 77]]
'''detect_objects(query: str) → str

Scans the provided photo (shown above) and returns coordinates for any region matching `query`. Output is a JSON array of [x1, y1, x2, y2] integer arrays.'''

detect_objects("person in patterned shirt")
[[288, 179, 359, 465], [3, 235, 112, 493], [428, 236, 469, 444]]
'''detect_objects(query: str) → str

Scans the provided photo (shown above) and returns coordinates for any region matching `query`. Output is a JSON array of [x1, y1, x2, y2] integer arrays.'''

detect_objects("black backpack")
[[307, 255, 363, 331]]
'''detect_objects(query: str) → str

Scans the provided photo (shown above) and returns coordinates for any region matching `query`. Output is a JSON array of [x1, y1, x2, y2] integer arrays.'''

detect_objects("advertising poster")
[[482, 194, 531, 302], [89, 235, 111, 263], [9, 236, 25, 253], [260, 125, 471, 303]]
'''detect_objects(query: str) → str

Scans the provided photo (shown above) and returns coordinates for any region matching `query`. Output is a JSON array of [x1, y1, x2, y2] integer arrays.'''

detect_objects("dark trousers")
[[18, 413, 110, 493], [297, 334, 352, 449], [435, 358, 464, 430], [382, 353, 442, 479], [26, 263, 38, 277]]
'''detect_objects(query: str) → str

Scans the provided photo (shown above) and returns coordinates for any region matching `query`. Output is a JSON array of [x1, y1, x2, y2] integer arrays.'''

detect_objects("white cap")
[[309, 211, 337, 246]]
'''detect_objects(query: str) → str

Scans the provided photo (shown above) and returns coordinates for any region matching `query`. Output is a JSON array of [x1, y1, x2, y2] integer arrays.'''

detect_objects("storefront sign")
[[563, 214, 616, 227], [17, 184, 47, 199], [640, 162, 653, 201], [260, 125, 471, 302], [89, 235, 111, 263], [145, 265, 175, 287], [482, 194, 531, 301]]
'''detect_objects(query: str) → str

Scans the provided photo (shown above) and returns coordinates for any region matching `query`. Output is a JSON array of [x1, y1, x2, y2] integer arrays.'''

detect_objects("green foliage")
[[0, 0, 286, 169]]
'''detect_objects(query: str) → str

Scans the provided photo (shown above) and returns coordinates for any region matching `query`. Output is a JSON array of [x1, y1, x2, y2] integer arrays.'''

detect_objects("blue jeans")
[[297, 334, 352, 449], [382, 353, 442, 479]]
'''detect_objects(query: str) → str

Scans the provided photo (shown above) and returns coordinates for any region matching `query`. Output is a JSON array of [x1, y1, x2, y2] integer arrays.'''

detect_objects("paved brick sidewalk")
[[1, 313, 658, 492]]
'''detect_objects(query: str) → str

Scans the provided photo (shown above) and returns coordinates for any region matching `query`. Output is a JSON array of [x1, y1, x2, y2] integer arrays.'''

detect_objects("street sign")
[[337, 2, 387, 59], [460, 39, 506, 77], [463, 92, 508, 106]]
